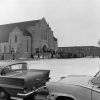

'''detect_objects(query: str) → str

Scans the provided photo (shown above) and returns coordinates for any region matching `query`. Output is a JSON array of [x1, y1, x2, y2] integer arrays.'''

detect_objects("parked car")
[[46, 71, 100, 100], [0, 61, 50, 100]]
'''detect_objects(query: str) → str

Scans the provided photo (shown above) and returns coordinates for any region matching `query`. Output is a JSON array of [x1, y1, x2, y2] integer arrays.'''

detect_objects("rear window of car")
[[11, 64, 22, 69], [1, 63, 27, 75]]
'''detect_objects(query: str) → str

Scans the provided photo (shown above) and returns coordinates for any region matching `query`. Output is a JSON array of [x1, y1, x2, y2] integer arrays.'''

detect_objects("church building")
[[0, 18, 58, 59]]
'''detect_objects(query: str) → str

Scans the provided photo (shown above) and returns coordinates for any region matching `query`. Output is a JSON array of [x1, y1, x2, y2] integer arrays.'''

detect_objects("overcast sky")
[[0, 0, 100, 47]]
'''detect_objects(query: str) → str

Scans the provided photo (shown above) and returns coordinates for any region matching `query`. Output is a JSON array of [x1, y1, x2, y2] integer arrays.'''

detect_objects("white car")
[[46, 71, 100, 100]]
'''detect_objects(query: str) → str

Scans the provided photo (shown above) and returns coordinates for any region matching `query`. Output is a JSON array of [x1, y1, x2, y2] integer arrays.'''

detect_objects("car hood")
[[58, 75, 93, 87]]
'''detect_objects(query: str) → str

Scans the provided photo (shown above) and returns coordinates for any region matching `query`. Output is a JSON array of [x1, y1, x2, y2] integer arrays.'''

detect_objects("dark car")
[[0, 61, 50, 100]]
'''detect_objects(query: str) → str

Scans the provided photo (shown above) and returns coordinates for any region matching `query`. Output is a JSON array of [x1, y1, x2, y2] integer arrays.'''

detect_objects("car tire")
[[0, 89, 10, 100]]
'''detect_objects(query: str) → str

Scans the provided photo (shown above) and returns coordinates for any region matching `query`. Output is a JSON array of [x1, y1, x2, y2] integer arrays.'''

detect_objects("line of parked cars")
[[0, 61, 100, 100]]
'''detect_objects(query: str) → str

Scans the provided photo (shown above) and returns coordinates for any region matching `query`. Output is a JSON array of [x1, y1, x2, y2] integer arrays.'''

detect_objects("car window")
[[1, 66, 12, 75], [91, 71, 100, 85], [96, 71, 100, 78], [1, 63, 27, 75], [11, 64, 22, 70]]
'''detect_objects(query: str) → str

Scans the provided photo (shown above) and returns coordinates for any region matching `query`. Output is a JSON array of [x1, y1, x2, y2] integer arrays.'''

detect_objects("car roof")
[[0, 61, 27, 74], [0, 61, 27, 66]]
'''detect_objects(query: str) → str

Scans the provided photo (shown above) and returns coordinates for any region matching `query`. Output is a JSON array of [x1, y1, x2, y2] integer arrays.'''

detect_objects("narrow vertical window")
[[44, 30, 46, 40], [10, 39, 11, 51], [46, 30, 47, 40], [44, 31, 46, 40], [0, 45, 1, 52], [43, 30, 44, 40], [41, 29, 44, 40], [4, 45, 6, 53], [41, 30, 42, 40], [15, 35, 17, 43], [27, 39, 29, 52]]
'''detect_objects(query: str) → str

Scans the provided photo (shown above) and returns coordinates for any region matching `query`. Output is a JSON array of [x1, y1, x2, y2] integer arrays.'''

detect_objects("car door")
[[91, 72, 100, 100], [92, 85, 100, 100]]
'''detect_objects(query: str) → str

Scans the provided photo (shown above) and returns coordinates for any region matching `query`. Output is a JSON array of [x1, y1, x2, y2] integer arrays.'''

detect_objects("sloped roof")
[[53, 37, 57, 41], [0, 20, 40, 42]]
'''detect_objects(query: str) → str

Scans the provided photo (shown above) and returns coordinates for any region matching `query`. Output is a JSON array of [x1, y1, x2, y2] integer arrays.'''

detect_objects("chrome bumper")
[[17, 86, 47, 97]]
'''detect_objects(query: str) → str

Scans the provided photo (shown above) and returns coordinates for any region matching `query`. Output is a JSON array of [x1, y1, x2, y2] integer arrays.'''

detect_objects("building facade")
[[0, 18, 58, 59], [9, 27, 32, 58]]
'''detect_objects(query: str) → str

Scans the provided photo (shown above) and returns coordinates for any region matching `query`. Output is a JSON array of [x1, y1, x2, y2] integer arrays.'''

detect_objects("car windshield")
[[1, 63, 27, 75], [91, 71, 100, 85], [95, 71, 100, 77]]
